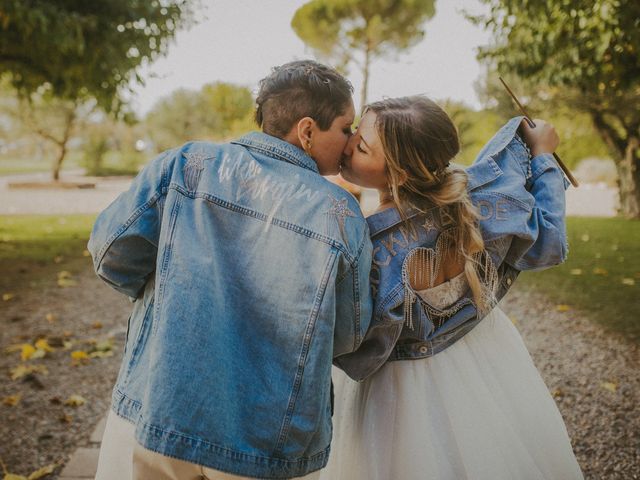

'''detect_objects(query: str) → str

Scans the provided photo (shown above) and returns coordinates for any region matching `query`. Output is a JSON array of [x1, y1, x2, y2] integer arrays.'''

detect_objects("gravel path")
[[0, 263, 129, 478], [501, 287, 640, 480], [0, 172, 131, 215], [1, 265, 637, 478]]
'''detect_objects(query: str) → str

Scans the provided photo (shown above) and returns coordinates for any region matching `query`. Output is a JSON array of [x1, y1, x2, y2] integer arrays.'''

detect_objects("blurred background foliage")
[[0, 0, 636, 214]]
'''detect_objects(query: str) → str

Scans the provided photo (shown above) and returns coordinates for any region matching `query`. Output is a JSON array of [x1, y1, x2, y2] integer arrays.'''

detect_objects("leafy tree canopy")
[[0, 0, 194, 113], [292, 0, 435, 59], [472, 0, 639, 94], [292, 0, 436, 106], [145, 82, 255, 152], [469, 0, 640, 216]]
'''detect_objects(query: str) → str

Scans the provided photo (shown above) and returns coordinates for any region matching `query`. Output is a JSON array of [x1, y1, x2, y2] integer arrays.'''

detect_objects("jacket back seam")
[[274, 250, 337, 454], [169, 183, 358, 265], [152, 194, 182, 335]]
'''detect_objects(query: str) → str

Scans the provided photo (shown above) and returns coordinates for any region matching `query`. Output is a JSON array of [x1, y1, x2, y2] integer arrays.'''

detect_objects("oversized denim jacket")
[[334, 117, 569, 381], [88, 132, 373, 478]]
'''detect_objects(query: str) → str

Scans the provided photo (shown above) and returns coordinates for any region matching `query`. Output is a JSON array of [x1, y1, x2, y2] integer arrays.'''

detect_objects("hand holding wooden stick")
[[498, 76, 579, 187]]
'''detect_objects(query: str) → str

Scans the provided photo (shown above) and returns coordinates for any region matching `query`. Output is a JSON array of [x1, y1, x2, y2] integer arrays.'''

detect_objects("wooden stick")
[[498, 76, 579, 187]]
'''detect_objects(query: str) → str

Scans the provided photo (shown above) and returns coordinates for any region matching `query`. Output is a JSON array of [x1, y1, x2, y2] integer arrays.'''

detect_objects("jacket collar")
[[231, 132, 320, 174]]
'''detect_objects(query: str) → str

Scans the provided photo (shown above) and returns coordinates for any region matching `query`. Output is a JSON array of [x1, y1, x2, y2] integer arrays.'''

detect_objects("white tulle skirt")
[[322, 307, 583, 480]]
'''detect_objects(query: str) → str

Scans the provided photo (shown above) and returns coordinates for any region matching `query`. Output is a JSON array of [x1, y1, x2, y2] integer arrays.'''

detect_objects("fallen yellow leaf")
[[89, 350, 114, 359], [82, 249, 91, 257], [2, 394, 22, 406], [70, 350, 90, 365], [551, 388, 563, 398], [64, 394, 86, 407], [2, 293, 15, 301], [580, 233, 589, 242], [9, 364, 48, 380], [45, 313, 57, 324], [53, 256, 63, 264], [93, 339, 113, 352], [20, 344, 37, 361], [91, 321, 103, 329], [592, 267, 608, 276], [56, 271, 77, 287], [569, 269, 583, 275], [622, 278, 636, 286], [555, 304, 571, 312], [27, 463, 58, 480], [601, 382, 617, 393], [34, 339, 54, 353]]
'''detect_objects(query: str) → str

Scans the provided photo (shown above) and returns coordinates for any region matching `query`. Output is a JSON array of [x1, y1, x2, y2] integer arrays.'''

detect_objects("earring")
[[304, 141, 312, 156]]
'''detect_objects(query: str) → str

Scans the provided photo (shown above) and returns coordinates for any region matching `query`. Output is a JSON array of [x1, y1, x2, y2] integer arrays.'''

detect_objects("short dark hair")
[[255, 60, 354, 138]]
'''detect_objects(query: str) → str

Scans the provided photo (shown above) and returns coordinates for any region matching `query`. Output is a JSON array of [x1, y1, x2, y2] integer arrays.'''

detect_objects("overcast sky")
[[131, 0, 493, 115]]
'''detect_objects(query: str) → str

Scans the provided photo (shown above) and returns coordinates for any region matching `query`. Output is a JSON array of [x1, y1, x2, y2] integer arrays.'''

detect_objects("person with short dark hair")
[[91, 60, 372, 480]]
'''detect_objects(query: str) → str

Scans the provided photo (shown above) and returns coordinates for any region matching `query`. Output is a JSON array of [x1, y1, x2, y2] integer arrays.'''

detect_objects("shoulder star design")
[[326, 196, 356, 239], [183, 151, 208, 170]]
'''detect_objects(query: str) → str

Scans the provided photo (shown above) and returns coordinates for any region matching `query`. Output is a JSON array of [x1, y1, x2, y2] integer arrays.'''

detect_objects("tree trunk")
[[52, 145, 66, 181], [591, 111, 640, 218], [616, 136, 640, 219], [360, 44, 371, 113], [51, 108, 76, 182]]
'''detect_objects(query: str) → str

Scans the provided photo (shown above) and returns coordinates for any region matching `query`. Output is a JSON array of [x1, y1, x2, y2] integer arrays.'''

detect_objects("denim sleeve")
[[87, 149, 174, 298], [333, 289, 404, 381], [332, 229, 373, 359], [505, 153, 569, 270]]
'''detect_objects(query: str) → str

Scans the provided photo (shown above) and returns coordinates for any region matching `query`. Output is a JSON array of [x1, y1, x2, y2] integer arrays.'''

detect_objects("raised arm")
[[504, 119, 569, 270]]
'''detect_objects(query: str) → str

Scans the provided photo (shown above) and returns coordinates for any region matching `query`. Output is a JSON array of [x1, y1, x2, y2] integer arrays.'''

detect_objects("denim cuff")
[[530, 153, 557, 178]]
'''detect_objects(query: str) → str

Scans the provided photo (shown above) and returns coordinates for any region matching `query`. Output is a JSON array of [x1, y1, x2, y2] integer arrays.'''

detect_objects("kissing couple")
[[91, 60, 583, 480]]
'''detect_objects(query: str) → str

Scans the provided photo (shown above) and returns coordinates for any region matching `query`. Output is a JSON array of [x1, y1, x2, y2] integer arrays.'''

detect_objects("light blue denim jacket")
[[335, 117, 569, 381], [88, 132, 373, 478]]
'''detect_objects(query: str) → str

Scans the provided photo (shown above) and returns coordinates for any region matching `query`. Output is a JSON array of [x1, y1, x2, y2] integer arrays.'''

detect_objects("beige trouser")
[[132, 444, 322, 480], [96, 410, 320, 480], [133, 444, 258, 480]]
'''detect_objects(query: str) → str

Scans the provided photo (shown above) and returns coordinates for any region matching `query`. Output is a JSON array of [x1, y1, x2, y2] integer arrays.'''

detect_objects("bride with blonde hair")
[[324, 96, 583, 480]]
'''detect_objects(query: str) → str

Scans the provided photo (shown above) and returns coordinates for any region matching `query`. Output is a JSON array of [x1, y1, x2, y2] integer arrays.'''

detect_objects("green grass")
[[0, 214, 96, 293], [519, 217, 640, 343]]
